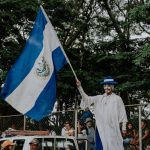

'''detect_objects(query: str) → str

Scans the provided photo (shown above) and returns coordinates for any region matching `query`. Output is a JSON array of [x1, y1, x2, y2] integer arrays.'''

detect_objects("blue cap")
[[100, 76, 118, 85]]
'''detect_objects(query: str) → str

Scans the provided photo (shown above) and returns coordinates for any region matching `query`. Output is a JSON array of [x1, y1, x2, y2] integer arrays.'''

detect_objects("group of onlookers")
[[1, 138, 40, 150], [0, 108, 95, 150], [123, 120, 150, 150], [61, 119, 95, 150], [61, 108, 95, 150], [1, 112, 150, 150]]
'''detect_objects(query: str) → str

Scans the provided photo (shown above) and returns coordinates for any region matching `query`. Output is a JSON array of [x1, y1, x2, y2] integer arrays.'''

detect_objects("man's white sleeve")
[[78, 86, 99, 109]]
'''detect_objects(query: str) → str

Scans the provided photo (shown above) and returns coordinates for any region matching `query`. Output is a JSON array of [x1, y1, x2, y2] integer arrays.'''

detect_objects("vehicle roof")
[[0, 135, 76, 141]]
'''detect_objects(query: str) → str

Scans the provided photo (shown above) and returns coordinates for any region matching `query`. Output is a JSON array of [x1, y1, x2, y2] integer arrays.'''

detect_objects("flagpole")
[[40, 5, 78, 81]]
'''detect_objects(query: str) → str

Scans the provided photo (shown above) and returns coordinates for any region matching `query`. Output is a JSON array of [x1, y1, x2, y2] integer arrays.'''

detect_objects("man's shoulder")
[[112, 93, 121, 98], [111, 93, 123, 102]]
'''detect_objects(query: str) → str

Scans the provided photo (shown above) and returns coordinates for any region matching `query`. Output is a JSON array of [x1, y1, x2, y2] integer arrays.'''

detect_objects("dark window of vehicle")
[[13, 139, 25, 150]]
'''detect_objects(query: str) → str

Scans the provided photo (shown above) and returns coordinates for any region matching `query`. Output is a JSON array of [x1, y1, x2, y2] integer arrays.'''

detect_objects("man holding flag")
[[1, 6, 68, 121], [76, 76, 127, 150]]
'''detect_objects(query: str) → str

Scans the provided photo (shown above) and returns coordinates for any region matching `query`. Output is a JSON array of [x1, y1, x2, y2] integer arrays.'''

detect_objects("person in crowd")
[[48, 126, 56, 136], [80, 107, 93, 123], [78, 120, 88, 138], [141, 120, 150, 149], [76, 76, 127, 150], [123, 122, 137, 148], [7, 124, 16, 131], [1, 140, 16, 150], [77, 120, 88, 150], [61, 121, 75, 136], [85, 118, 95, 150], [130, 120, 150, 150], [3, 124, 17, 137], [29, 138, 40, 150]]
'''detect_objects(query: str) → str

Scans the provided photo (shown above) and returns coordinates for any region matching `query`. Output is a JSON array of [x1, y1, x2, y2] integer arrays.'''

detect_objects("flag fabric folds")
[[1, 6, 67, 121]]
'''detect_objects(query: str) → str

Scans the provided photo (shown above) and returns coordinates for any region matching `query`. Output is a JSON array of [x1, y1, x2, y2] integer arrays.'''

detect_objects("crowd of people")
[[59, 113, 150, 150], [123, 120, 150, 150], [0, 108, 95, 150], [1, 114, 150, 150], [61, 110, 95, 150]]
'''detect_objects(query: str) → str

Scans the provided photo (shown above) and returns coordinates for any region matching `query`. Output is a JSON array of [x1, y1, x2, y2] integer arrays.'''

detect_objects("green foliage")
[[0, 0, 38, 70], [129, 4, 150, 24], [134, 43, 150, 66]]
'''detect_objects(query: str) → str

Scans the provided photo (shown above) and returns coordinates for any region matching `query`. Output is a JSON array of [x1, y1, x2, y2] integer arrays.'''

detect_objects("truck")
[[0, 130, 87, 150]]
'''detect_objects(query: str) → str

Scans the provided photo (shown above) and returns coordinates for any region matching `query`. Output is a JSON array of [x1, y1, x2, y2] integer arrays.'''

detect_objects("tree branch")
[[139, 23, 150, 35], [99, 0, 126, 40], [65, 0, 94, 48]]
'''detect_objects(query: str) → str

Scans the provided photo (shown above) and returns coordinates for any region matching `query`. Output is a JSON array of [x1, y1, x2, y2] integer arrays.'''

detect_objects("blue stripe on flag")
[[25, 72, 56, 120], [95, 127, 103, 150], [52, 46, 68, 71], [1, 9, 47, 99]]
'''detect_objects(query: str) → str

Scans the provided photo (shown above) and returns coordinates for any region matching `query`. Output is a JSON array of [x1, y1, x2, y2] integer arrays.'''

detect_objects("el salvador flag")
[[1, 6, 67, 121]]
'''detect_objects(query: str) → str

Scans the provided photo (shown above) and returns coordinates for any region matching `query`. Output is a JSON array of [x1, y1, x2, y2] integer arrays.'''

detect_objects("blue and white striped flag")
[[1, 6, 68, 121]]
